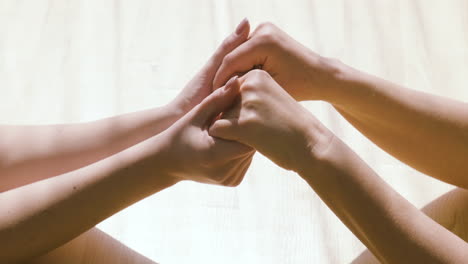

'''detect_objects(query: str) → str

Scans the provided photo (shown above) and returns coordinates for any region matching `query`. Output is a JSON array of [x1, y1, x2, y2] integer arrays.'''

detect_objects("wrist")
[[137, 131, 182, 188], [291, 115, 337, 177], [309, 56, 359, 104], [165, 100, 187, 121]]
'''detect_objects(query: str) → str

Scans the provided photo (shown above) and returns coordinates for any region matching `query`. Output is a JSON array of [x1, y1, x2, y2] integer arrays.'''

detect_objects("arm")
[[30, 228, 157, 264], [297, 128, 468, 263], [0, 106, 180, 192], [353, 187, 468, 263], [0, 78, 253, 263], [0, 18, 251, 192], [213, 22, 468, 188], [210, 70, 468, 263], [0, 133, 176, 262], [325, 66, 468, 189]]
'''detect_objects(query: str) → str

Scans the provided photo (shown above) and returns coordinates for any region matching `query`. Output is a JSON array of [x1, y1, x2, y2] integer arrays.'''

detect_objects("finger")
[[205, 18, 251, 71], [212, 37, 266, 89], [208, 118, 240, 141], [220, 100, 241, 120], [191, 75, 240, 125]]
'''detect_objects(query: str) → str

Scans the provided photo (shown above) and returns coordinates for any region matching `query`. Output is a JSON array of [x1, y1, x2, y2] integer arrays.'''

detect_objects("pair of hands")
[[159, 20, 340, 186]]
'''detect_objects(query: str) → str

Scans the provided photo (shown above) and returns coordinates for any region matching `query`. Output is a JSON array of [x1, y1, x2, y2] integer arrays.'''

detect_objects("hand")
[[209, 70, 332, 172], [213, 22, 343, 101], [160, 76, 254, 186], [169, 18, 250, 114]]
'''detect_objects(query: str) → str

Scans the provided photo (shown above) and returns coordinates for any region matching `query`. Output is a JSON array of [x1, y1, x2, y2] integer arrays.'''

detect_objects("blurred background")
[[0, 0, 467, 263]]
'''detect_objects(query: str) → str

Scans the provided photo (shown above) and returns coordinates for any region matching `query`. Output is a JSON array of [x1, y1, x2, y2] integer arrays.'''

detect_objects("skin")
[[214, 22, 468, 188], [0, 19, 253, 263], [353, 187, 468, 263], [211, 21, 468, 263], [29, 228, 157, 264], [0, 18, 251, 192]]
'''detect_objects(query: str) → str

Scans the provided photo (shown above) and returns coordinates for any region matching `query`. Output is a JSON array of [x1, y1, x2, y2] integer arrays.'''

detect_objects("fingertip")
[[224, 75, 240, 93], [208, 120, 222, 137], [209, 119, 231, 139], [235, 18, 249, 36]]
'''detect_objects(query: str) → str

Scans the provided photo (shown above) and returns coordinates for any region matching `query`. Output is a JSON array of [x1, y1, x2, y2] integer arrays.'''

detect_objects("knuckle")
[[224, 52, 234, 63], [239, 108, 260, 127], [221, 53, 234, 66], [256, 22, 279, 45], [240, 77, 256, 91], [243, 69, 271, 85], [257, 21, 277, 32], [252, 68, 271, 79]]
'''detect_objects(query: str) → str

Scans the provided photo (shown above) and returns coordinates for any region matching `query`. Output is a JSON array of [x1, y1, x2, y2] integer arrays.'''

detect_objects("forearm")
[[0, 103, 182, 191], [29, 228, 156, 264], [299, 131, 468, 263], [353, 187, 468, 263], [319, 61, 468, 187], [0, 133, 177, 263]]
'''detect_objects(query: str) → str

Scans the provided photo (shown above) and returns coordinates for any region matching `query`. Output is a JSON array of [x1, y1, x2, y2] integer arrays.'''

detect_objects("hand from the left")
[[159, 76, 254, 186], [209, 70, 333, 172]]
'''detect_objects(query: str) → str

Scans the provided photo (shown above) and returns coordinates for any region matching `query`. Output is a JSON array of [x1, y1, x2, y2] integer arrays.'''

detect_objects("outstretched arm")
[[325, 65, 468, 189], [0, 107, 179, 192], [0, 18, 251, 192], [298, 127, 468, 263], [213, 22, 468, 189], [210, 70, 468, 263], [0, 78, 253, 263], [0, 133, 176, 263]]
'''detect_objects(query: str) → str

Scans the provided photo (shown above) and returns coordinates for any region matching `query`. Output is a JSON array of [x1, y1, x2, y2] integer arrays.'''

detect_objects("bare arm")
[[0, 18, 251, 192], [0, 131, 176, 262], [325, 64, 468, 189], [0, 106, 181, 191], [210, 70, 468, 264], [213, 22, 468, 188], [299, 133, 468, 263], [353, 187, 468, 263], [29, 228, 157, 264], [0, 79, 253, 263]]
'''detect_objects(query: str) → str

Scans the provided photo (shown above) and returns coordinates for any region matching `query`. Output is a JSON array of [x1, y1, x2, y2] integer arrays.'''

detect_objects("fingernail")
[[235, 18, 248, 35], [224, 75, 238, 91]]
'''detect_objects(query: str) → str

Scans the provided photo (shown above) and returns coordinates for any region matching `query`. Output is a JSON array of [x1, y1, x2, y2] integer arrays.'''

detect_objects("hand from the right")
[[213, 22, 344, 101], [210, 70, 333, 172], [159, 76, 254, 187]]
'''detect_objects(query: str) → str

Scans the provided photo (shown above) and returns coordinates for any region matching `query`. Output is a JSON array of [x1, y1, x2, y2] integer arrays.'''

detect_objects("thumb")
[[208, 118, 240, 141], [191, 75, 240, 125], [206, 18, 250, 71]]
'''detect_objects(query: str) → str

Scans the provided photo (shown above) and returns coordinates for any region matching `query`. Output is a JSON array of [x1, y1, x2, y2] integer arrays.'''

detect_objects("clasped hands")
[[157, 19, 343, 186]]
